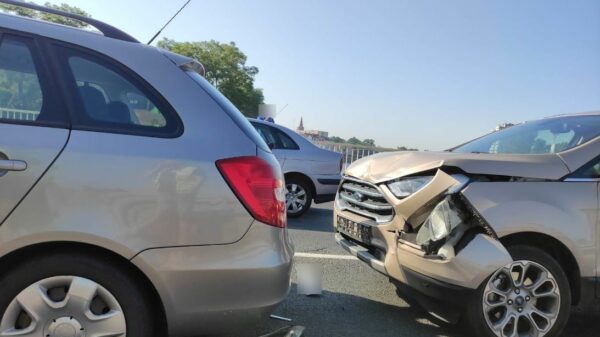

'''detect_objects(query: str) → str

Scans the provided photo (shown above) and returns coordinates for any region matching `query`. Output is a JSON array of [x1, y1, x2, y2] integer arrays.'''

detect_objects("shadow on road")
[[288, 207, 334, 233], [250, 284, 463, 337]]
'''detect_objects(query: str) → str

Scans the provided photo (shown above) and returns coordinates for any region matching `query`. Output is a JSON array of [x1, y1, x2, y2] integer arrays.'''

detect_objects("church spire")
[[298, 117, 304, 131]]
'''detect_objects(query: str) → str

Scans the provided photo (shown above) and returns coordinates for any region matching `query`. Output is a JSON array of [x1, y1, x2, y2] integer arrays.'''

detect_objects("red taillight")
[[216, 156, 286, 228]]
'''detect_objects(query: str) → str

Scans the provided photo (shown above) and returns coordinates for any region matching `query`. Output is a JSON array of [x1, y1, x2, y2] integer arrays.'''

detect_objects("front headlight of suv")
[[387, 176, 433, 199]]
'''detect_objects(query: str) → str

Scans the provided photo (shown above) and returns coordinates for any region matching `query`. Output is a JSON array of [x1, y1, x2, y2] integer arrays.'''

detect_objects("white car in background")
[[250, 119, 343, 217]]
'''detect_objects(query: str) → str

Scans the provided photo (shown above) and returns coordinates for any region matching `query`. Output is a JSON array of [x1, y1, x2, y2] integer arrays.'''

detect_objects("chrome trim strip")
[[339, 193, 393, 211], [336, 198, 393, 223], [564, 178, 600, 182], [340, 183, 383, 198]]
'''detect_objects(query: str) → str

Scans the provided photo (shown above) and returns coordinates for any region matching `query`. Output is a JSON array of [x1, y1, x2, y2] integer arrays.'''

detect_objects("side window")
[[571, 156, 600, 179], [0, 35, 64, 126], [57, 46, 181, 137], [273, 129, 299, 150], [253, 123, 278, 149]]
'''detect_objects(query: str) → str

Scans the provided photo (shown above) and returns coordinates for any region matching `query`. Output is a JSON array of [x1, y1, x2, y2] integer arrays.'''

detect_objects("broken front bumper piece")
[[335, 232, 511, 289], [336, 231, 511, 322]]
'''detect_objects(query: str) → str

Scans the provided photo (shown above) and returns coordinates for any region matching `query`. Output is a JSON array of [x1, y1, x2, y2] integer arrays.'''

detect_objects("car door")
[[572, 157, 600, 283], [0, 33, 69, 225]]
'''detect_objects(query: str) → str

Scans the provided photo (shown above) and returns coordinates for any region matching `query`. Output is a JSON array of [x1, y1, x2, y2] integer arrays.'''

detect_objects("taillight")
[[216, 156, 286, 228]]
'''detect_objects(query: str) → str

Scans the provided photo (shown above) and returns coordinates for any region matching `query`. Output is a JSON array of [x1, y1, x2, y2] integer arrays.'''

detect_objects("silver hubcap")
[[483, 260, 561, 337], [0, 276, 126, 337], [286, 183, 307, 214]]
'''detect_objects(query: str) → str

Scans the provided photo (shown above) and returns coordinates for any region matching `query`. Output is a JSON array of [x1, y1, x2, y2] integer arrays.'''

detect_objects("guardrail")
[[316, 143, 380, 169], [0, 108, 39, 121]]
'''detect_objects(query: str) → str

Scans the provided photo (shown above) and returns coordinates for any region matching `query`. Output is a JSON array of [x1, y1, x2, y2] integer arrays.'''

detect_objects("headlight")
[[416, 198, 463, 245], [387, 176, 433, 199]]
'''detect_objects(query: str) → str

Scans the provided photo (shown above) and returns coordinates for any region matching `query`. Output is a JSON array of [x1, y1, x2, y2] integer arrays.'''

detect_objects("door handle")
[[0, 159, 27, 172]]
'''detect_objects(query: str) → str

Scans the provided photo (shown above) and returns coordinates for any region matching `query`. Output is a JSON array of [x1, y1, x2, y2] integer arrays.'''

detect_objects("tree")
[[0, 2, 90, 28], [329, 136, 346, 143], [158, 38, 264, 117], [42, 2, 90, 28], [363, 139, 375, 146], [347, 137, 362, 145]]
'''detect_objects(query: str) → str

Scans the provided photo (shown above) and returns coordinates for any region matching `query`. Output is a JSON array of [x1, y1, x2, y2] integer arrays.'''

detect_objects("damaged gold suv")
[[334, 112, 600, 337]]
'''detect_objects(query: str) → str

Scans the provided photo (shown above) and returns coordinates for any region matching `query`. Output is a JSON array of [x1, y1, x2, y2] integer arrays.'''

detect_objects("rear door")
[[0, 33, 69, 224]]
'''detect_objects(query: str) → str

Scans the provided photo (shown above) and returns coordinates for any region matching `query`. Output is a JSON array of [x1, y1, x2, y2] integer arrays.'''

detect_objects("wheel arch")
[[500, 232, 582, 305], [284, 171, 316, 200], [0, 241, 168, 335]]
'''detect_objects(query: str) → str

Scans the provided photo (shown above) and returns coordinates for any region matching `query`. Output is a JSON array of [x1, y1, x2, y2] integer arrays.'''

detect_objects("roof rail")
[[0, 0, 139, 43]]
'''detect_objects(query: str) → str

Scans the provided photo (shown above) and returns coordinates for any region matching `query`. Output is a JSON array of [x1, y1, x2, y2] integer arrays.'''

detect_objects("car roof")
[[0, 11, 138, 48], [546, 110, 600, 119]]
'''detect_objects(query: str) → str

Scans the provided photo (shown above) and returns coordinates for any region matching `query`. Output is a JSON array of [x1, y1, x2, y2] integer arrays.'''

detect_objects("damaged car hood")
[[345, 151, 570, 183]]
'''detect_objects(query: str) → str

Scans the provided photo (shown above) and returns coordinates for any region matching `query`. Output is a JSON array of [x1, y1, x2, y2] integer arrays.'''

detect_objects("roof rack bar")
[[0, 0, 139, 43]]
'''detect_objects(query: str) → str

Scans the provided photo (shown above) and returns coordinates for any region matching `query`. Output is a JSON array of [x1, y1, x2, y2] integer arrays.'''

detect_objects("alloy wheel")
[[482, 260, 561, 337], [0, 275, 126, 337], [286, 183, 307, 214]]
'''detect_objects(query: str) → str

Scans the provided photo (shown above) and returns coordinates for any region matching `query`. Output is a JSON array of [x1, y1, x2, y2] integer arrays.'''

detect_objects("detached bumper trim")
[[335, 233, 387, 275]]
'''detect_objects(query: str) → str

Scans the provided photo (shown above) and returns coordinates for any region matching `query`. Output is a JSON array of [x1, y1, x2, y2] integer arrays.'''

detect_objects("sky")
[[51, 0, 600, 150]]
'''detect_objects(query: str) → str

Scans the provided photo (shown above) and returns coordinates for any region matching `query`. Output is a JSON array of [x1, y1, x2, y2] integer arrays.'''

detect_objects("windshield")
[[453, 115, 600, 154]]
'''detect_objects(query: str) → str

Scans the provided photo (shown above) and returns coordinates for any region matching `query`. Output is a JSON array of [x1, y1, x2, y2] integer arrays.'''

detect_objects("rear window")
[[454, 115, 600, 154], [185, 70, 270, 152]]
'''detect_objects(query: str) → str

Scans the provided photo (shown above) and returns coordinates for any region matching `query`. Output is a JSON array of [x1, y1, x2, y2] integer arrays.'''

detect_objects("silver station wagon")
[[0, 1, 292, 336]]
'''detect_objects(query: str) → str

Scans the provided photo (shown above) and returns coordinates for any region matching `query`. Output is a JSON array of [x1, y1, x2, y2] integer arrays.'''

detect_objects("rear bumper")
[[132, 221, 294, 337]]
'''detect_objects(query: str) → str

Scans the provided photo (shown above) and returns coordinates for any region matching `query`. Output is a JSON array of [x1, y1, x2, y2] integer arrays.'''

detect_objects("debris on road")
[[270, 314, 293, 322], [260, 325, 305, 337]]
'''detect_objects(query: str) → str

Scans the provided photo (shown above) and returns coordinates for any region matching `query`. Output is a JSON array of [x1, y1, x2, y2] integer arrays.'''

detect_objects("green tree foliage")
[[347, 137, 362, 145], [158, 38, 264, 117], [363, 138, 375, 146], [329, 136, 346, 143], [42, 2, 90, 27], [0, 2, 90, 28]]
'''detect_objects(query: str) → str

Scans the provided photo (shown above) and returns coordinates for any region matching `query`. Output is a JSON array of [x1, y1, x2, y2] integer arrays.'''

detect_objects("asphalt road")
[[233, 202, 600, 337]]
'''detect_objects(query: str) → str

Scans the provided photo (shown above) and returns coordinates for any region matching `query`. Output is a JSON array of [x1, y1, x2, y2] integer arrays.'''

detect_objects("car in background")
[[334, 113, 600, 337], [250, 119, 343, 217], [0, 2, 292, 337]]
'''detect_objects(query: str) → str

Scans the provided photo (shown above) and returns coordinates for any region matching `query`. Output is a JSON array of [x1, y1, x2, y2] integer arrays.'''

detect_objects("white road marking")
[[295, 252, 359, 260]]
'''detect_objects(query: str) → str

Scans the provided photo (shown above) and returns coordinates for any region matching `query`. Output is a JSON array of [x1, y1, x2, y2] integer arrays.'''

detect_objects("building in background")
[[296, 117, 329, 141]]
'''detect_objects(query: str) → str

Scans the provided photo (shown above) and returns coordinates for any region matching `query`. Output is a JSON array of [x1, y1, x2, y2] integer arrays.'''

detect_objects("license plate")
[[336, 215, 372, 243]]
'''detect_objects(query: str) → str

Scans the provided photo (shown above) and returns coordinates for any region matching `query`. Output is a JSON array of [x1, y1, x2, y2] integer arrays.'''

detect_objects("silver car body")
[[250, 119, 343, 203], [0, 13, 292, 336]]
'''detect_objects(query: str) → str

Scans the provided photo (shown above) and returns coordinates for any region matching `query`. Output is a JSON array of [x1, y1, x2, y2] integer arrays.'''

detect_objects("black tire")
[[0, 252, 156, 337], [466, 245, 571, 337], [285, 176, 313, 218]]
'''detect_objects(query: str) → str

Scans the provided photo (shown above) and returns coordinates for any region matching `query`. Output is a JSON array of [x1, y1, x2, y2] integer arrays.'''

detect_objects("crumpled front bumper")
[[333, 195, 512, 290]]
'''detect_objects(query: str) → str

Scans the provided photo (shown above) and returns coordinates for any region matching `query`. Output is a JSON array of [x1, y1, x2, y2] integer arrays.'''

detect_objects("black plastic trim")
[[314, 193, 336, 203], [317, 178, 341, 185]]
